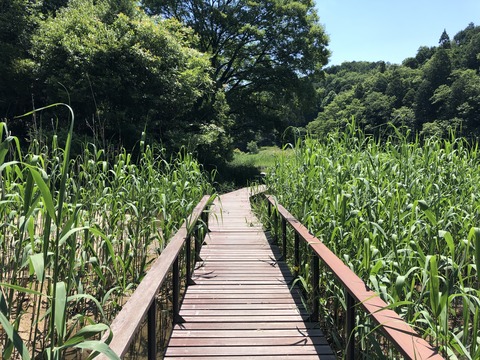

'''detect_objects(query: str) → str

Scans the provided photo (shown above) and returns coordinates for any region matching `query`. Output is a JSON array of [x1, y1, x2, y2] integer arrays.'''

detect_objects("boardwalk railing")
[[98, 195, 213, 359], [265, 194, 444, 360]]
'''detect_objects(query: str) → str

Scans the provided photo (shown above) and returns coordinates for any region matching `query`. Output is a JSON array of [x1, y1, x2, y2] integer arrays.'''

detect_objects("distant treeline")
[[309, 24, 480, 139], [2, 1, 479, 161]]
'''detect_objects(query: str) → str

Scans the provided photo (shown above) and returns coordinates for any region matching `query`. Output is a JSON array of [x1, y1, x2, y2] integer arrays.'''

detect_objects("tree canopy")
[[31, 0, 218, 149], [3, 1, 480, 162], [308, 24, 480, 140], [2, 0, 233, 161], [142, 0, 329, 145], [1, 0, 330, 161]]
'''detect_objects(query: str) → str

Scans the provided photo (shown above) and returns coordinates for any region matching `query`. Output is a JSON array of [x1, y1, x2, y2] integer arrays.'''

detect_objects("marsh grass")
[[0, 107, 214, 359], [214, 146, 293, 191], [262, 121, 480, 359]]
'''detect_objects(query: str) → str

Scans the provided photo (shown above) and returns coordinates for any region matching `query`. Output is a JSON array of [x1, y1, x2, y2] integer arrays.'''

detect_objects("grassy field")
[[214, 146, 293, 191], [262, 123, 480, 359]]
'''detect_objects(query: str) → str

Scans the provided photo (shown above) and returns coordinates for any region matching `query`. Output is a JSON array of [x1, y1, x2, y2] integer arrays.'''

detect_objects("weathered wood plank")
[[164, 188, 333, 359], [168, 336, 329, 346], [165, 345, 334, 356], [169, 328, 327, 338], [164, 356, 337, 360], [172, 321, 322, 330]]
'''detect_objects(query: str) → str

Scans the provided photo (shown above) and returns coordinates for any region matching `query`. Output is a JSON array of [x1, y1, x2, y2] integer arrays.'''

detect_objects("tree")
[[414, 80, 435, 127], [424, 48, 451, 89], [391, 106, 415, 129], [308, 89, 365, 136], [41, 0, 70, 14], [362, 91, 395, 133], [449, 69, 480, 133], [0, 0, 39, 119], [439, 29, 451, 49], [30, 0, 231, 157], [415, 46, 435, 66], [141, 0, 330, 144]]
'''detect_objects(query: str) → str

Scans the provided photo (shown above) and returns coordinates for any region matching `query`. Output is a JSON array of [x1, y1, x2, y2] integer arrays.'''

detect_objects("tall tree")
[[439, 29, 451, 49], [425, 48, 452, 89], [30, 0, 230, 156], [142, 0, 329, 143], [0, 0, 39, 118]]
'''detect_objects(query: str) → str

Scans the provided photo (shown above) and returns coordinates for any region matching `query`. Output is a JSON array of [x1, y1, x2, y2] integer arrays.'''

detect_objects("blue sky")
[[315, 0, 480, 66]]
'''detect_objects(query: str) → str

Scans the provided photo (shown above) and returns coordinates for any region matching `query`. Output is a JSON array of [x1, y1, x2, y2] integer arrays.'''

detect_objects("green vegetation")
[[233, 146, 293, 170], [1, 0, 329, 162], [0, 110, 213, 358], [3, 1, 480, 358], [144, 0, 329, 147], [263, 122, 480, 358], [309, 23, 480, 140], [214, 146, 293, 191]]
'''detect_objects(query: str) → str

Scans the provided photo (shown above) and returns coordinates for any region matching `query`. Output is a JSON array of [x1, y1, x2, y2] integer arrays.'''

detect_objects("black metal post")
[[147, 300, 156, 359], [346, 291, 355, 360], [311, 255, 319, 323], [294, 232, 300, 278], [267, 200, 272, 222], [186, 236, 195, 285], [195, 224, 202, 261], [203, 208, 209, 230], [281, 218, 287, 259], [173, 256, 181, 323], [273, 208, 278, 244]]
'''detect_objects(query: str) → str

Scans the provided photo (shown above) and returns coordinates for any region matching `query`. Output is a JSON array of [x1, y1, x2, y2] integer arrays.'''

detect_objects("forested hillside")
[[0, 0, 329, 163], [309, 24, 480, 139]]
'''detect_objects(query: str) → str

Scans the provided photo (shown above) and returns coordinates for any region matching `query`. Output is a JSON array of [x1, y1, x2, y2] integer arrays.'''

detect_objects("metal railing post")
[[281, 218, 287, 259], [273, 208, 278, 244], [203, 208, 209, 230], [173, 256, 181, 323], [346, 291, 355, 360], [267, 200, 272, 223], [147, 300, 156, 359], [311, 255, 320, 323], [294, 232, 300, 278], [186, 235, 195, 285], [194, 224, 202, 261]]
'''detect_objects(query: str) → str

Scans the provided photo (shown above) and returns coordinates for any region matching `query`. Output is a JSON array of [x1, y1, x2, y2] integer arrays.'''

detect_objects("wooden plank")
[[165, 345, 334, 356], [178, 316, 309, 323], [182, 298, 299, 304], [164, 356, 337, 360], [172, 321, 322, 330], [164, 188, 333, 359], [180, 303, 300, 310], [168, 336, 329, 346], [169, 329, 327, 338]]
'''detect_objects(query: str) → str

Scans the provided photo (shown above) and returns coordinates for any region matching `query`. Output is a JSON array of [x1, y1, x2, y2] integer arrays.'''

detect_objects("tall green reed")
[[264, 121, 480, 358], [0, 106, 214, 359]]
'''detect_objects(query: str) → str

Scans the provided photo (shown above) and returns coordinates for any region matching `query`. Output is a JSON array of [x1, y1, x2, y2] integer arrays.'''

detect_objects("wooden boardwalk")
[[165, 188, 335, 359]]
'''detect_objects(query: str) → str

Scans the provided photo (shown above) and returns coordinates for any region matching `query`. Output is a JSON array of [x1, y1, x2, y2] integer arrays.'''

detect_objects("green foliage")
[[29, 0, 221, 153], [246, 141, 259, 154], [143, 0, 330, 146], [310, 23, 480, 140], [0, 117, 214, 358], [0, 0, 39, 118], [263, 124, 480, 358]]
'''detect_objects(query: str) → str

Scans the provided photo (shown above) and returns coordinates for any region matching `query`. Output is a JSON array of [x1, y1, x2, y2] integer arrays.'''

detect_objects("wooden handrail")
[[98, 195, 213, 359], [265, 195, 444, 360]]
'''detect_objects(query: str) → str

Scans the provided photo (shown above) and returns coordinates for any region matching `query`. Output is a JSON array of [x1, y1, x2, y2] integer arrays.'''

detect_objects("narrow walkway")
[[165, 188, 335, 359]]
